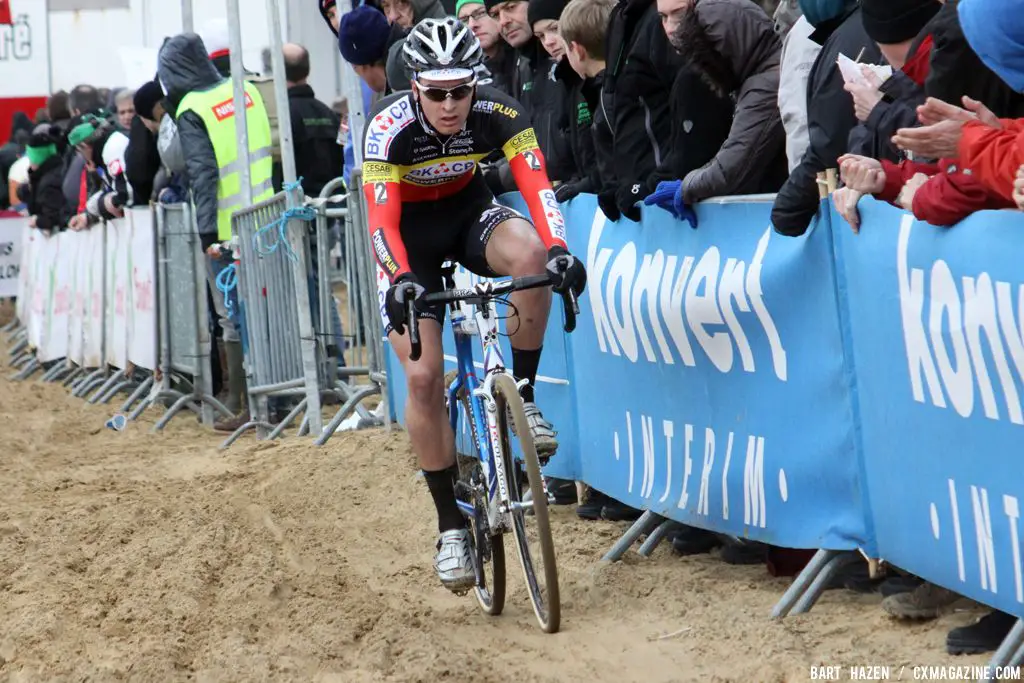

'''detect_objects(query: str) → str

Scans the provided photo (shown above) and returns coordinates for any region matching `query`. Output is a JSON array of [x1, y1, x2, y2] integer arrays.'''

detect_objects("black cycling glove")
[[546, 246, 587, 297], [385, 274, 425, 335]]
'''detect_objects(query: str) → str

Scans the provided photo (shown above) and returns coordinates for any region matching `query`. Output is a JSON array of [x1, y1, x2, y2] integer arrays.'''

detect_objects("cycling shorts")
[[376, 188, 528, 335]]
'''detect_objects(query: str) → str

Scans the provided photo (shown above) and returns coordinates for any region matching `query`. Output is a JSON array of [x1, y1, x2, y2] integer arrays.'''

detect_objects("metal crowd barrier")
[[130, 203, 231, 428], [311, 172, 387, 446], [223, 189, 324, 447]]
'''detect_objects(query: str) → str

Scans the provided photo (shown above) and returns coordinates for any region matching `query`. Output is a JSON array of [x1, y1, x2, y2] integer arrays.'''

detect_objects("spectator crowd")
[[2, 0, 1022, 659]]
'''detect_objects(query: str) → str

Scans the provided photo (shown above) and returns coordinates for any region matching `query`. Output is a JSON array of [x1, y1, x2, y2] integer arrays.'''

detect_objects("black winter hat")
[[861, 0, 940, 44], [134, 80, 164, 121], [528, 0, 567, 27]]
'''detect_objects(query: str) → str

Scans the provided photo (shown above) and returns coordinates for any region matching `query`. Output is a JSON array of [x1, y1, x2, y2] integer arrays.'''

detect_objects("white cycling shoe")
[[522, 401, 558, 457], [434, 528, 475, 593]]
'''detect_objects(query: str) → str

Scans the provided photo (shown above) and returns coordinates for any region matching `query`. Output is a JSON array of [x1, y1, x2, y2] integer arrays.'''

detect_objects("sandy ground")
[[0, 342, 997, 682]]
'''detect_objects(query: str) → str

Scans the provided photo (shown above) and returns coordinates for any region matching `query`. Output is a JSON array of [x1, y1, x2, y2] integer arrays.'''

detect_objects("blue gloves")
[[643, 180, 698, 229]]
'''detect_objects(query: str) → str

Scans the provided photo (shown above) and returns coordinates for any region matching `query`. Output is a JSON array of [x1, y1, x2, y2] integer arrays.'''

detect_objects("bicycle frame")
[[446, 297, 518, 534]]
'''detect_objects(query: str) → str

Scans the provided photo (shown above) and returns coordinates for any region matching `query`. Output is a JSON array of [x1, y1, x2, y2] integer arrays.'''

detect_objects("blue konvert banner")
[[833, 199, 1024, 618]]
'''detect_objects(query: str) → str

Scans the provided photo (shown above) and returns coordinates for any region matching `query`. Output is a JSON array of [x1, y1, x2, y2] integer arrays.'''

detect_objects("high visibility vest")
[[178, 80, 274, 240]]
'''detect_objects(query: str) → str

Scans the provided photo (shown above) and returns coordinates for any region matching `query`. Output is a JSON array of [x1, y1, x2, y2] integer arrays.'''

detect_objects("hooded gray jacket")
[[673, 0, 788, 202], [384, 0, 448, 89], [157, 33, 226, 238]]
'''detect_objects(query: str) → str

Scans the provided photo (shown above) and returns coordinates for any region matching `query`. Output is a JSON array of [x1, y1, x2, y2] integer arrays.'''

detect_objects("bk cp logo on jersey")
[[538, 189, 566, 242]]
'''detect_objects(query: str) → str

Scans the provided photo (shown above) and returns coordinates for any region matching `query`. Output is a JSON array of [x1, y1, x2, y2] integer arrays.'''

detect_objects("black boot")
[[601, 498, 642, 522], [669, 525, 722, 556], [577, 490, 610, 521], [720, 539, 768, 565], [947, 611, 1017, 655]]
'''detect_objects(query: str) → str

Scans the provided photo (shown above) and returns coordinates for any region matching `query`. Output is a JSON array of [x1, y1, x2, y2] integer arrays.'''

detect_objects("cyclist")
[[364, 17, 587, 592]]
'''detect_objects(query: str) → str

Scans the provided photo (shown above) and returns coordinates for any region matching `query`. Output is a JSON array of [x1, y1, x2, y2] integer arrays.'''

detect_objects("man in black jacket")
[[280, 43, 343, 198], [771, 2, 881, 236], [599, 0, 730, 222]]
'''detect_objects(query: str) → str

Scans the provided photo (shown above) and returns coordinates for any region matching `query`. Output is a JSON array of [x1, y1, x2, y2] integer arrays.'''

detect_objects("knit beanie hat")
[[528, 0, 567, 28], [26, 133, 58, 166], [861, 0, 940, 44], [455, 0, 484, 16], [338, 5, 391, 66], [68, 119, 99, 147], [134, 80, 164, 121], [484, 0, 503, 13]]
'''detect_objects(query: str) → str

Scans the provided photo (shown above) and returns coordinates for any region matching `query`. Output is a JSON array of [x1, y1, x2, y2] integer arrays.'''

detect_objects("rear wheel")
[[446, 371, 505, 615], [492, 373, 560, 633]]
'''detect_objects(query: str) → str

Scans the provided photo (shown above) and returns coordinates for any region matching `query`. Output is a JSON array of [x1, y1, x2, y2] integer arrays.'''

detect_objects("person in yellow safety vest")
[[158, 33, 275, 430]]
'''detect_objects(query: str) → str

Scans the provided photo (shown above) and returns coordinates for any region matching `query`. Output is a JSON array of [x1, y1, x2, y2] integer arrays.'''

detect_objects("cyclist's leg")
[[380, 204, 476, 589], [460, 204, 557, 454], [387, 319, 454, 476]]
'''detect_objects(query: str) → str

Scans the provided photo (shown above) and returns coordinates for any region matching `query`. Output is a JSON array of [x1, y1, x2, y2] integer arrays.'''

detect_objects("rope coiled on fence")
[[253, 178, 316, 262], [215, 261, 238, 320]]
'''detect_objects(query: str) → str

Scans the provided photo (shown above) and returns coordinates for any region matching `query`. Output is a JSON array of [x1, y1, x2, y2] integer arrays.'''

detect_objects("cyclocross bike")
[[405, 261, 578, 634]]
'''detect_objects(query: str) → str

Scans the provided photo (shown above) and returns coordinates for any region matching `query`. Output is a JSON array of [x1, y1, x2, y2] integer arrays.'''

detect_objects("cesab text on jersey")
[[365, 96, 414, 160]]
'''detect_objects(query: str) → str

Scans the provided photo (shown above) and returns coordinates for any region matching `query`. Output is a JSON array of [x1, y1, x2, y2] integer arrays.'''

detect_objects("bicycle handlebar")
[[404, 271, 580, 362]]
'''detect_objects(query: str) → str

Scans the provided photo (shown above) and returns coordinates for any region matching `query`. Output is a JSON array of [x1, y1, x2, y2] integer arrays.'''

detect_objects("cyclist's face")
[[414, 77, 475, 135]]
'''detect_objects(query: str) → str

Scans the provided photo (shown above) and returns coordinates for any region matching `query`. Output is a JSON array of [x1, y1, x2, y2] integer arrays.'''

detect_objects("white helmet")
[[402, 17, 483, 81]]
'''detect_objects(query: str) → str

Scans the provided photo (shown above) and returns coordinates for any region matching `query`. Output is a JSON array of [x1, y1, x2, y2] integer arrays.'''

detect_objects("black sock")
[[511, 346, 542, 403], [424, 464, 465, 533]]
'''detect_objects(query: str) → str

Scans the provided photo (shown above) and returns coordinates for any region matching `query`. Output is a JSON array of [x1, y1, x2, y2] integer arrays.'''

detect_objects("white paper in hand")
[[837, 53, 868, 85]]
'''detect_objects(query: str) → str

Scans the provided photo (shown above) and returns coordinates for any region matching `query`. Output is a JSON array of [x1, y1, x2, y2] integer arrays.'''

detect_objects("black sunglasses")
[[414, 79, 477, 102]]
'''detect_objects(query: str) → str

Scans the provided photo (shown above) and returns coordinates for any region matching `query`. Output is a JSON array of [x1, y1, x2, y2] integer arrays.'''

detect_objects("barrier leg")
[[1, 319, 16, 333], [40, 362, 68, 383], [129, 389, 182, 422], [773, 549, 837, 618], [219, 419, 275, 450], [266, 399, 307, 441], [152, 394, 200, 432], [601, 511, 662, 562], [985, 619, 1024, 680], [62, 366, 85, 387], [97, 376, 136, 404], [789, 551, 860, 616], [314, 385, 381, 446], [297, 414, 310, 437], [73, 369, 107, 397], [637, 520, 675, 558], [9, 336, 27, 357], [89, 370, 125, 404], [11, 358, 40, 381], [199, 394, 234, 421], [11, 352, 32, 368], [121, 376, 153, 413]]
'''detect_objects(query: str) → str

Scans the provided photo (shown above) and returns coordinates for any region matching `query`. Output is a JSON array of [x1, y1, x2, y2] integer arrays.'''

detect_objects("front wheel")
[[492, 373, 560, 634], [446, 370, 505, 615]]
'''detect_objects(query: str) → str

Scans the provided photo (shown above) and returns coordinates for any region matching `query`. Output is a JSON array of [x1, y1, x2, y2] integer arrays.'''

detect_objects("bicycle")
[[405, 261, 579, 634]]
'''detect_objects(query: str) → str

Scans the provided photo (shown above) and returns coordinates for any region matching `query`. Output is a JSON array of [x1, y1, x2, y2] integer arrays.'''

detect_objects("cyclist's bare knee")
[[486, 218, 546, 277], [393, 320, 444, 407]]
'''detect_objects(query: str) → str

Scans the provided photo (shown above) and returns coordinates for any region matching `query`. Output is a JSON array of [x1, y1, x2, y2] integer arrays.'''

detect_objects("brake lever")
[[562, 289, 578, 334], [406, 292, 421, 362], [554, 256, 580, 334]]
